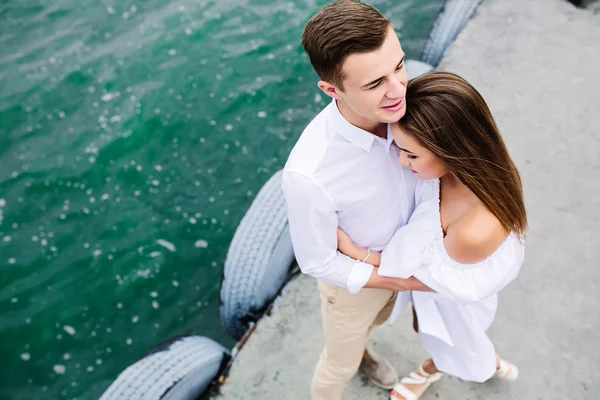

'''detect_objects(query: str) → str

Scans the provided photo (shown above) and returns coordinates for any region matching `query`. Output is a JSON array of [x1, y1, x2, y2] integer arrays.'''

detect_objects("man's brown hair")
[[399, 72, 528, 238], [301, 0, 391, 90]]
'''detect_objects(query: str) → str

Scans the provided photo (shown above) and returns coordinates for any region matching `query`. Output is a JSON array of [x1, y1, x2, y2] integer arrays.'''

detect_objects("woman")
[[337, 72, 527, 400]]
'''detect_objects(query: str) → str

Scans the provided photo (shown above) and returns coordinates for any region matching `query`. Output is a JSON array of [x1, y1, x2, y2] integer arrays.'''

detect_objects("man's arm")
[[282, 171, 373, 293]]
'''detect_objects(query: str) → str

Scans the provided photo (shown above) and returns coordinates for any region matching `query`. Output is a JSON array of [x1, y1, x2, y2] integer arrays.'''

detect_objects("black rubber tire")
[[99, 336, 230, 400], [219, 169, 296, 340], [421, 0, 485, 67], [405, 59, 434, 78]]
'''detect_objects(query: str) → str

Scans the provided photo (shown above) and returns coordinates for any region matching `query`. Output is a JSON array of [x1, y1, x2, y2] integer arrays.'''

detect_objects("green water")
[[0, 1, 443, 398]]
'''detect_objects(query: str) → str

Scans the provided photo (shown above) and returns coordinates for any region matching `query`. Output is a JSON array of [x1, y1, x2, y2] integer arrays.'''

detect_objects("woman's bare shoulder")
[[444, 206, 508, 264]]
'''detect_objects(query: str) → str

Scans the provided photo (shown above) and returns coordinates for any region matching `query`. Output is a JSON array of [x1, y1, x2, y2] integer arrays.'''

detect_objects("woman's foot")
[[494, 356, 519, 381], [390, 359, 443, 400]]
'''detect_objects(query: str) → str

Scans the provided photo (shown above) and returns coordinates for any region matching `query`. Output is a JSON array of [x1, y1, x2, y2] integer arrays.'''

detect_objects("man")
[[282, 1, 431, 399]]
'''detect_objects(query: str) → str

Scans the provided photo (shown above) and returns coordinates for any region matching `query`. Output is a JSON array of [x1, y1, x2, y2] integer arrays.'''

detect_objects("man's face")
[[336, 25, 408, 125]]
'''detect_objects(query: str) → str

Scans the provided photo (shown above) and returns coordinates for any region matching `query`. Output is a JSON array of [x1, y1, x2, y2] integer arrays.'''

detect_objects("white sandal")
[[494, 358, 519, 381], [390, 362, 443, 400]]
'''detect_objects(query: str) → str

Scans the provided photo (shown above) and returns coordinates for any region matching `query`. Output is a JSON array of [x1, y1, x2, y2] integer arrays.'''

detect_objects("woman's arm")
[[337, 228, 433, 292], [364, 268, 433, 292], [337, 228, 381, 266]]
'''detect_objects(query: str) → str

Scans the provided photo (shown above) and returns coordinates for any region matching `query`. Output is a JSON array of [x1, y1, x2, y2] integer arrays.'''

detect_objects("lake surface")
[[0, 0, 443, 398]]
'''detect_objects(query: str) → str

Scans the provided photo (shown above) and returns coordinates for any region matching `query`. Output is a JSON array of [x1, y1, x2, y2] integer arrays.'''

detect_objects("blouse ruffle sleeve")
[[412, 235, 525, 303], [379, 177, 525, 303], [378, 217, 436, 278], [378, 180, 437, 278]]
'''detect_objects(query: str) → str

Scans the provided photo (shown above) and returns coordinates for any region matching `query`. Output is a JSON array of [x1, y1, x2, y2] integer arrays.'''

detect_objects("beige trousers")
[[311, 280, 396, 400]]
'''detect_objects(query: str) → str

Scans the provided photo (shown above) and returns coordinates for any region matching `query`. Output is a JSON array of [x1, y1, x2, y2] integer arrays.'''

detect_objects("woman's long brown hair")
[[400, 71, 527, 237]]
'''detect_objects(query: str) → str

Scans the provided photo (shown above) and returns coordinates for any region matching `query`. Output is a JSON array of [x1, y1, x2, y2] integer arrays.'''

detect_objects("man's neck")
[[336, 99, 387, 139]]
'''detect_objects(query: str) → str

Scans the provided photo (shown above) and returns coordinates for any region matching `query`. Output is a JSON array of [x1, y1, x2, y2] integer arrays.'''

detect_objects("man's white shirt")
[[282, 100, 418, 293]]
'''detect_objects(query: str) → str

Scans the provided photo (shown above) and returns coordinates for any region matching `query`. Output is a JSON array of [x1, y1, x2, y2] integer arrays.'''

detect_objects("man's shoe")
[[359, 349, 399, 390]]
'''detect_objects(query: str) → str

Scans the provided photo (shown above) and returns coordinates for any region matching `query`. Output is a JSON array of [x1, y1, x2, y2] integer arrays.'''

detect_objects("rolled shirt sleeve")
[[282, 170, 373, 293]]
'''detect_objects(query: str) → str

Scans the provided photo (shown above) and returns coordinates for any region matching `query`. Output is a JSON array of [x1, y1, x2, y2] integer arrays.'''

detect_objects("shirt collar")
[[386, 123, 395, 151], [329, 99, 378, 153]]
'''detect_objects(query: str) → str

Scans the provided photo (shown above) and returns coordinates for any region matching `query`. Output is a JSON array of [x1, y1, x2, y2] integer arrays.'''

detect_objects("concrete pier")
[[214, 0, 600, 398]]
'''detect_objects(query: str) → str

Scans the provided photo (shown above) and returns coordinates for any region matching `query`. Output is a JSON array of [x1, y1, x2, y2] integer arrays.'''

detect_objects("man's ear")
[[317, 80, 341, 100]]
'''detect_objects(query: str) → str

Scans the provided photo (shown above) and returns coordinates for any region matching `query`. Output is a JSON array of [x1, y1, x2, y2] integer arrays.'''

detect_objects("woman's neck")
[[439, 173, 481, 237], [440, 173, 477, 200], [440, 173, 463, 189]]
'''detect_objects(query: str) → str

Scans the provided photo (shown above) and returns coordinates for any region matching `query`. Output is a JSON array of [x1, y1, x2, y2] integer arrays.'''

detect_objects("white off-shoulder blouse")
[[379, 178, 525, 382]]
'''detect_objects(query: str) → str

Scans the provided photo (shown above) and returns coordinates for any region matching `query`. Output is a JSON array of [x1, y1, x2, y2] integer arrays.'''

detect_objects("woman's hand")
[[337, 228, 382, 266], [337, 228, 365, 260]]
